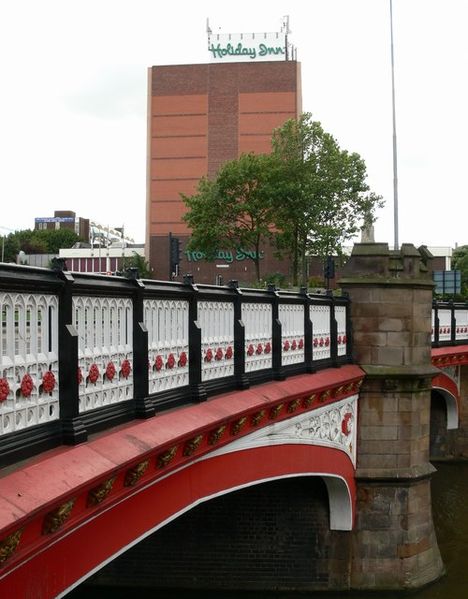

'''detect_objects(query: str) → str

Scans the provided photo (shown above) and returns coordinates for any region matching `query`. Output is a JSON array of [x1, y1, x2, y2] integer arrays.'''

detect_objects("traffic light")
[[169, 234, 181, 277], [324, 255, 335, 282]]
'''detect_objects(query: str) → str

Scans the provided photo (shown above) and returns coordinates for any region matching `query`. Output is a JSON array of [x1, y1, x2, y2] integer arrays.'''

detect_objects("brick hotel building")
[[146, 59, 302, 283]]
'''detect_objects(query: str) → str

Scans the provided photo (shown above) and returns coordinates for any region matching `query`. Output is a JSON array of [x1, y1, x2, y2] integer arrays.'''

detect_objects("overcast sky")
[[0, 0, 466, 248]]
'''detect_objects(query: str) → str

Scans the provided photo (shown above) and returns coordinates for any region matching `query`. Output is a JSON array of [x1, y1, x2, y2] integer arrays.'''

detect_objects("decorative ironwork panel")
[[310, 304, 331, 361], [74, 296, 133, 413], [242, 302, 272, 372], [0, 292, 59, 435], [279, 304, 304, 365], [437, 309, 452, 343], [144, 299, 189, 393], [210, 395, 358, 467], [335, 305, 347, 357], [199, 301, 234, 381], [455, 308, 468, 342]]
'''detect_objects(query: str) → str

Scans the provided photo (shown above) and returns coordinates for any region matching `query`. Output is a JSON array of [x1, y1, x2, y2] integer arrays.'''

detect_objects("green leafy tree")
[[120, 252, 152, 279], [1, 228, 82, 261], [452, 245, 468, 297], [37, 228, 82, 253], [183, 153, 279, 281], [2, 234, 20, 263], [13, 230, 48, 254], [271, 113, 383, 285]]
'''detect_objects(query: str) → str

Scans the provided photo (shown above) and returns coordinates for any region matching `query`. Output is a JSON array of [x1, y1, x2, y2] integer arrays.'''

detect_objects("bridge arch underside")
[[430, 387, 460, 460], [3, 445, 355, 598], [85, 474, 352, 594]]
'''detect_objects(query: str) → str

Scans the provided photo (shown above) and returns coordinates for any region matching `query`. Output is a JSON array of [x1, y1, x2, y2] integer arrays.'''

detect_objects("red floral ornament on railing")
[[246, 344, 254, 356], [265, 342, 271, 354], [225, 346, 233, 359], [89, 364, 100, 384], [319, 338, 324, 347], [205, 348, 213, 362], [342, 412, 353, 436], [256, 343, 263, 355], [42, 371, 56, 394], [105, 362, 116, 381], [21, 374, 34, 398], [167, 353, 176, 369], [178, 352, 188, 368], [121, 359, 131, 379], [283, 340, 290, 351], [291, 339, 297, 351], [313, 338, 318, 347], [78, 367, 83, 384], [325, 337, 330, 347], [155, 355, 163, 371], [0, 378, 10, 402], [343, 335, 347, 344], [215, 347, 223, 361], [298, 338, 304, 350]]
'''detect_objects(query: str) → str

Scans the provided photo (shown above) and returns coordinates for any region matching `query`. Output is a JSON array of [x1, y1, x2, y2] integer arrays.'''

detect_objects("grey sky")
[[0, 0, 466, 247]]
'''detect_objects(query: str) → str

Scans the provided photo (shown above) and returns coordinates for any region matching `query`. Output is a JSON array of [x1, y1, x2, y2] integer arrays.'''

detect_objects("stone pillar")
[[340, 243, 444, 590], [456, 365, 468, 456]]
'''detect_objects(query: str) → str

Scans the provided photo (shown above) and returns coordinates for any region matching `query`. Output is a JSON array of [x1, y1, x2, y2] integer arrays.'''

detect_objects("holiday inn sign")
[[207, 31, 287, 62]]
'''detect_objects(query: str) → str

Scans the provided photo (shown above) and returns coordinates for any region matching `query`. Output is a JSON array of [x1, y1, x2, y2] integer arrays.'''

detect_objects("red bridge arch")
[[0, 366, 363, 598]]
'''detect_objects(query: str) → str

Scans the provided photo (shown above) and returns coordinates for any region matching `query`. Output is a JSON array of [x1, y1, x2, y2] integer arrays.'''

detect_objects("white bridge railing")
[[432, 302, 468, 345]]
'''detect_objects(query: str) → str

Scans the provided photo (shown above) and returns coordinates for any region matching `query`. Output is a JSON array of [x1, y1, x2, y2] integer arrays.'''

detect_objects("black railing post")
[[327, 291, 338, 367], [450, 301, 456, 345], [185, 274, 207, 402], [301, 287, 314, 373], [229, 280, 249, 390], [343, 292, 353, 363], [126, 270, 154, 419], [432, 301, 440, 347], [54, 266, 87, 445], [269, 284, 284, 381]]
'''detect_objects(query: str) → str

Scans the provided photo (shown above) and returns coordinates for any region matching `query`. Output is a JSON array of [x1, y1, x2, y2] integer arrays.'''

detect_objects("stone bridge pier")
[[341, 243, 444, 589]]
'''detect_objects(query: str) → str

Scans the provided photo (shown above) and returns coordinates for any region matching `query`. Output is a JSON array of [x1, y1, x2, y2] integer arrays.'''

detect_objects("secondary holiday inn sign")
[[208, 32, 286, 62]]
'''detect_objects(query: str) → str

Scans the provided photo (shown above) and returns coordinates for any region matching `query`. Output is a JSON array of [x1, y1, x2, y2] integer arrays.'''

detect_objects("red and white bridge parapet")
[[0, 263, 352, 468], [432, 302, 468, 345], [0, 364, 364, 598]]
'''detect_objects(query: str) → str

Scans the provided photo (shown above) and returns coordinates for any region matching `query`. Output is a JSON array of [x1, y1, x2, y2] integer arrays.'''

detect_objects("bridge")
[[0, 243, 467, 596]]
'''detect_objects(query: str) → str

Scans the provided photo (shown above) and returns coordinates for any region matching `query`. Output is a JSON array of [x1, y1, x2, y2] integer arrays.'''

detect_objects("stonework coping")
[[355, 461, 436, 482], [361, 365, 440, 379], [339, 243, 435, 288]]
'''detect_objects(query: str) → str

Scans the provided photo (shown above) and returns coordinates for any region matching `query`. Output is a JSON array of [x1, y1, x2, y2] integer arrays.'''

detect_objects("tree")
[[2, 234, 20, 263], [271, 113, 383, 285], [38, 229, 82, 254], [183, 153, 279, 281], [1, 228, 82, 262], [452, 245, 468, 297], [120, 252, 152, 279]]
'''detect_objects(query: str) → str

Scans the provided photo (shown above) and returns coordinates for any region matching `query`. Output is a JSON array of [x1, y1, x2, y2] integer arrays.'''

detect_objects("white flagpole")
[[390, 0, 399, 250]]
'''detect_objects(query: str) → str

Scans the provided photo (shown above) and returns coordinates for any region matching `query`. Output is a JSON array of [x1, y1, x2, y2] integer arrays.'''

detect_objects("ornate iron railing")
[[0, 264, 353, 465], [432, 301, 468, 346]]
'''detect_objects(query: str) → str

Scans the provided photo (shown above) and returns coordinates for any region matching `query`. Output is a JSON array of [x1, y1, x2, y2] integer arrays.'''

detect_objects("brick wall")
[[146, 60, 300, 280], [87, 477, 351, 592]]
